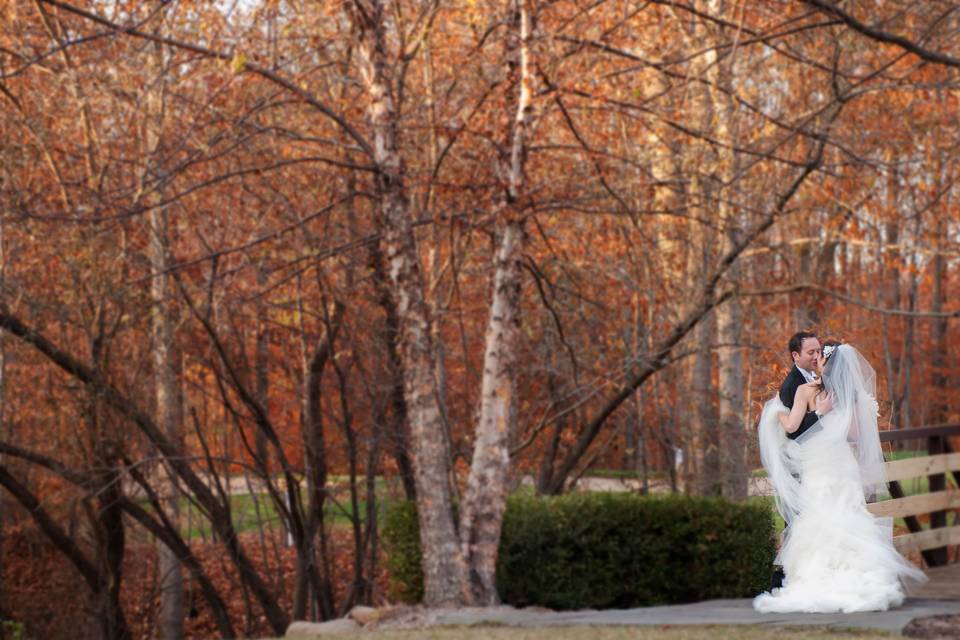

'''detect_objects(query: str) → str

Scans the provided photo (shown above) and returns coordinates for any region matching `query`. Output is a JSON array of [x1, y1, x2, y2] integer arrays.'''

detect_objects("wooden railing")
[[866, 425, 960, 567]]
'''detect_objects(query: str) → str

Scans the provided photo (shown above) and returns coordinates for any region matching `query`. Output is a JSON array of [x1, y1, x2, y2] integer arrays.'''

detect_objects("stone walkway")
[[290, 564, 960, 636], [422, 565, 960, 634], [427, 597, 960, 634]]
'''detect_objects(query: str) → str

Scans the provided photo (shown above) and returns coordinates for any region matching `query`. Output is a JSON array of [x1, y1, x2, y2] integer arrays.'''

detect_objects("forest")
[[0, 0, 957, 638]]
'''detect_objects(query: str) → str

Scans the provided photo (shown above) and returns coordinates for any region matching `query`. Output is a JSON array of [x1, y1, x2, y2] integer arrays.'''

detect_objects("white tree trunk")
[[458, 0, 533, 604], [706, 0, 747, 500], [352, 0, 469, 606], [150, 207, 185, 639], [144, 28, 185, 639], [459, 220, 524, 603], [680, 3, 722, 496]]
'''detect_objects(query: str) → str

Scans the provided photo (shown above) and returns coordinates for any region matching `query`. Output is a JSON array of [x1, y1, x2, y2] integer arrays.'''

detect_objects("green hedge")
[[381, 497, 427, 603], [382, 492, 775, 609]]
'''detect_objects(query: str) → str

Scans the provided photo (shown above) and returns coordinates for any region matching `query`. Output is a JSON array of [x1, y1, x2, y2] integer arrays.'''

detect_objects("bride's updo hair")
[[819, 339, 842, 391], [821, 339, 842, 359]]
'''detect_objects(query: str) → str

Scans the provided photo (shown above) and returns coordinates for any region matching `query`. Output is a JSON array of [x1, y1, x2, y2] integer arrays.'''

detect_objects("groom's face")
[[792, 337, 820, 372]]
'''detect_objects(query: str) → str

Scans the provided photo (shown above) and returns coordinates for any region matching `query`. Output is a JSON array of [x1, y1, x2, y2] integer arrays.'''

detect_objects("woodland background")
[[0, 0, 958, 638]]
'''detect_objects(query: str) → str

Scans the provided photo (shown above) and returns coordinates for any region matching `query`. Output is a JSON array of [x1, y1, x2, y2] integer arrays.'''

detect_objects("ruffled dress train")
[[753, 405, 925, 613]]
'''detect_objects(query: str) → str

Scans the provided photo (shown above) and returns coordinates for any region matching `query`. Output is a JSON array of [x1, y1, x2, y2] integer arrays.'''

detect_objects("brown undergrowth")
[[1, 523, 387, 639]]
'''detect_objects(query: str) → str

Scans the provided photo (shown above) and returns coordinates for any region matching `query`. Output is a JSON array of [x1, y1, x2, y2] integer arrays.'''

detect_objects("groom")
[[779, 331, 823, 441], [769, 331, 824, 590]]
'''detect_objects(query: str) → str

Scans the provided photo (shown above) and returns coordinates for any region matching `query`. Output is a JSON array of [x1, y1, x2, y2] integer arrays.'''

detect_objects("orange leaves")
[[2, 0, 960, 624], [230, 52, 248, 74], [2, 525, 386, 640]]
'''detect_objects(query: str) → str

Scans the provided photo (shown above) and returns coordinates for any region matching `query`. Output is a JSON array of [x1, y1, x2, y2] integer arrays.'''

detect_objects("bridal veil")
[[757, 344, 887, 524]]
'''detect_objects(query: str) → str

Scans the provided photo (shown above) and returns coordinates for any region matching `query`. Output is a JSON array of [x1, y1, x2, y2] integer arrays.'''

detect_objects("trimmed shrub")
[[381, 498, 425, 603], [382, 492, 776, 609]]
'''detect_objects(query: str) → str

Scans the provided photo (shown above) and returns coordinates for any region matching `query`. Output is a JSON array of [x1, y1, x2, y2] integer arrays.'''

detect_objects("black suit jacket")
[[778, 366, 819, 440]]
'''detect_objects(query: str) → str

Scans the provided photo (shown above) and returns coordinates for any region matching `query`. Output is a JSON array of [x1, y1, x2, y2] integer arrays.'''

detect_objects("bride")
[[753, 341, 926, 614]]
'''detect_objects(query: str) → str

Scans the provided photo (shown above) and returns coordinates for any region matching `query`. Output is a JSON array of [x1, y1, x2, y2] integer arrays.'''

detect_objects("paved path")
[[292, 564, 960, 636], [432, 598, 960, 634], [522, 475, 776, 496]]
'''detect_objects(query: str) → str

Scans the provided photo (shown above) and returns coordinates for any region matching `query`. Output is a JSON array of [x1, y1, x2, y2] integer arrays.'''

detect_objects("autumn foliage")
[[0, 0, 958, 637]]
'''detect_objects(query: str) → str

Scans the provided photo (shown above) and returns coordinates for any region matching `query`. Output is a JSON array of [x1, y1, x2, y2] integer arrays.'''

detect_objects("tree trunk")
[[684, 4, 721, 497], [94, 447, 130, 640], [458, 0, 532, 603], [931, 217, 948, 423], [458, 218, 524, 604], [687, 179, 718, 496], [331, 352, 371, 613], [881, 179, 902, 421], [150, 206, 185, 640], [2, 454, 131, 639], [351, 0, 468, 606], [708, 4, 747, 500], [294, 302, 341, 621], [0, 310, 291, 634], [122, 457, 236, 638], [367, 242, 418, 501], [534, 355, 565, 495], [255, 263, 270, 476], [143, 24, 185, 638], [145, 167, 184, 639], [85, 324, 131, 640], [793, 238, 815, 328], [900, 282, 917, 427], [628, 298, 649, 493], [716, 291, 745, 498], [0, 210, 5, 618], [692, 314, 718, 494]]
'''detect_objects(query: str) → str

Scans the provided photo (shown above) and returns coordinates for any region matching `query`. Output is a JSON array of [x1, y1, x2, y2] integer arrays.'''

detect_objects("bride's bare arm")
[[779, 384, 815, 433], [777, 412, 789, 429]]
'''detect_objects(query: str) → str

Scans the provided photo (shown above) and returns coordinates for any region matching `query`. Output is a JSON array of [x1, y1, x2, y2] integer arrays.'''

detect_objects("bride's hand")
[[815, 391, 833, 416]]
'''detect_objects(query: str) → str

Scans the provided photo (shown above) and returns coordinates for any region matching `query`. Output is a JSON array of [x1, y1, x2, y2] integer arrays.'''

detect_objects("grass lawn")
[[581, 469, 672, 481], [132, 477, 389, 540], [263, 625, 895, 640], [148, 450, 956, 541], [179, 492, 376, 539]]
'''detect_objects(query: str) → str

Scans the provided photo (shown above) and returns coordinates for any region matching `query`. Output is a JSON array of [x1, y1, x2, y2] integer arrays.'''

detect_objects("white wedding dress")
[[753, 345, 926, 614]]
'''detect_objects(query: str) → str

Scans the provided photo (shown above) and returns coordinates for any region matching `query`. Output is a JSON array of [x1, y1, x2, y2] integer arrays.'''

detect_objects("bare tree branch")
[[802, 0, 960, 69], [738, 283, 960, 319], [36, 0, 374, 157]]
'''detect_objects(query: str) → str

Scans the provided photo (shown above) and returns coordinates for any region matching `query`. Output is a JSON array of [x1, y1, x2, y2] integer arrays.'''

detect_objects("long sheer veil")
[[757, 395, 802, 524], [824, 344, 886, 499], [757, 344, 886, 525]]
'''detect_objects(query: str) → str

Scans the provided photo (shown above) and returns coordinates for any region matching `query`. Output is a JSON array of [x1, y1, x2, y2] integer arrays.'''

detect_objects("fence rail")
[[866, 424, 960, 567]]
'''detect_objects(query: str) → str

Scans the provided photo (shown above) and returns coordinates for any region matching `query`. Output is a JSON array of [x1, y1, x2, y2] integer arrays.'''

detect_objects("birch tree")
[[458, 0, 534, 604], [140, 11, 186, 637], [349, 0, 470, 605]]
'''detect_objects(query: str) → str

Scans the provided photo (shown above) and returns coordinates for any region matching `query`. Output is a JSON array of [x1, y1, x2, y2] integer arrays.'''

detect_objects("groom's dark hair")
[[788, 331, 818, 356]]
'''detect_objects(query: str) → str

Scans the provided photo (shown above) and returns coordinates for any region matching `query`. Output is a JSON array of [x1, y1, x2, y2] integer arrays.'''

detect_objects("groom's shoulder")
[[778, 366, 802, 404], [778, 365, 801, 388]]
